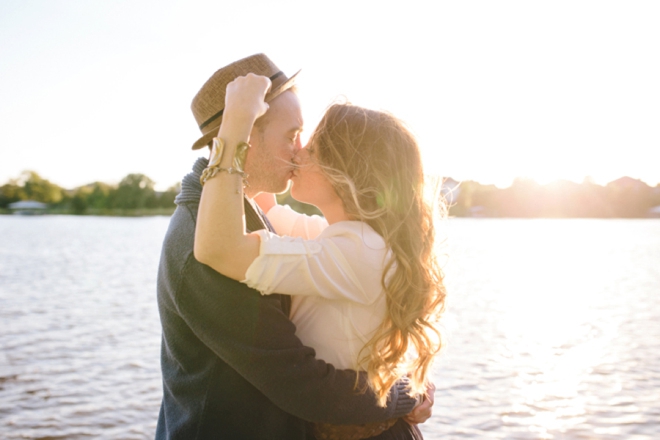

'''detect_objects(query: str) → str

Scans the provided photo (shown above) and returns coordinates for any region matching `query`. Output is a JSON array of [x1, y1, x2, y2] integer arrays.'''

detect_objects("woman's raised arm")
[[194, 74, 271, 281]]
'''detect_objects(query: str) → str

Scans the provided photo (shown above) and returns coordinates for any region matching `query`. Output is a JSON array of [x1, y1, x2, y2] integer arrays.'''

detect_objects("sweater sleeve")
[[169, 204, 415, 424]]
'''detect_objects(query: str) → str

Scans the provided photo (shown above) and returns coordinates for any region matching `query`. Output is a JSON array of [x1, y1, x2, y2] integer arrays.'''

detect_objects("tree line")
[[2, 171, 659, 218], [447, 177, 660, 218], [0, 171, 180, 215]]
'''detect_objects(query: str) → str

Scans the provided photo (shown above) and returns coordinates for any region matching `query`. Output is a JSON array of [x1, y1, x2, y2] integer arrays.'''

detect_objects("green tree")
[[157, 182, 181, 208], [70, 192, 89, 214], [86, 182, 113, 210], [112, 173, 156, 209], [17, 171, 64, 204], [0, 181, 23, 208]]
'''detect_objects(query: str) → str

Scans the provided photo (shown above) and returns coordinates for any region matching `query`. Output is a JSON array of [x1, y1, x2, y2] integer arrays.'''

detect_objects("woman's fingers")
[[224, 74, 272, 124]]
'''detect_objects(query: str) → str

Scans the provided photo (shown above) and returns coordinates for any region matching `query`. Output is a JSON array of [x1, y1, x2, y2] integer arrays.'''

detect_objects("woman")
[[194, 74, 446, 439]]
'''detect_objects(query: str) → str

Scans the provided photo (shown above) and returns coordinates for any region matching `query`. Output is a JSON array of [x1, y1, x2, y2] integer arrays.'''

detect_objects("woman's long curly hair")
[[307, 103, 447, 406]]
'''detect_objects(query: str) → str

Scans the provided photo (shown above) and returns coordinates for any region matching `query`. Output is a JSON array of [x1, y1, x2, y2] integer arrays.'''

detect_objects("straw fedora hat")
[[190, 53, 300, 150]]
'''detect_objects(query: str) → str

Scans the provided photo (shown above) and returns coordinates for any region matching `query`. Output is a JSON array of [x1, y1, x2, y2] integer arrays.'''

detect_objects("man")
[[156, 54, 430, 439]]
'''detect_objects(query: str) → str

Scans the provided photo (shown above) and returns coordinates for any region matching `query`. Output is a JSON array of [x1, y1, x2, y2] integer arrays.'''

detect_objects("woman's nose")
[[294, 136, 303, 152], [294, 147, 308, 162]]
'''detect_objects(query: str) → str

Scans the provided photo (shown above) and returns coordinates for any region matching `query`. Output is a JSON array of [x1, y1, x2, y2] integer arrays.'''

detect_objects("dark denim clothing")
[[155, 159, 416, 439]]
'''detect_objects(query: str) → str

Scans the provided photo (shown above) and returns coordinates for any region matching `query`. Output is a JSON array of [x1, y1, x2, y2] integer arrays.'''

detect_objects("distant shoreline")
[[0, 207, 176, 217], [3, 208, 660, 220]]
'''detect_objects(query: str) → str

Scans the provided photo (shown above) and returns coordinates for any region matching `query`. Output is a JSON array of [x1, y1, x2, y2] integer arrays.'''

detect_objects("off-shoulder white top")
[[243, 204, 392, 370]]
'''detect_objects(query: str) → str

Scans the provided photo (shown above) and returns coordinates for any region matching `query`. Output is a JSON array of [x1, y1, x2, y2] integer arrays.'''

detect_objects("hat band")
[[198, 71, 285, 131]]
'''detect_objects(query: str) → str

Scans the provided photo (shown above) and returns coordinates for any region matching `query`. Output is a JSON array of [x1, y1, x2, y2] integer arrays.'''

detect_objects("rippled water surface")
[[1, 216, 659, 439]]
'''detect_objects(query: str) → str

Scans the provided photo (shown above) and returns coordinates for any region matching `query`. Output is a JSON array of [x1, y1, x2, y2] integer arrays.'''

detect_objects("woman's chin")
[[290, 191, 305, 204]]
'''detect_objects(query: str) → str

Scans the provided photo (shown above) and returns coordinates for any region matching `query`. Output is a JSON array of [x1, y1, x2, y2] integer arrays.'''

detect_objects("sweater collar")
[[175, 157, 208, 206]]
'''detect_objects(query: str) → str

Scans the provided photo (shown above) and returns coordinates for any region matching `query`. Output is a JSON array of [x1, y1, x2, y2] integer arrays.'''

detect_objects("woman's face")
[[290, 142, 339, 209]]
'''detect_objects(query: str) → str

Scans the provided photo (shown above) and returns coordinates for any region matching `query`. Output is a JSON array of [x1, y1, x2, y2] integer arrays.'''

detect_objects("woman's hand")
[[403, 382, 436, 425], [222, 73, 271, 130]]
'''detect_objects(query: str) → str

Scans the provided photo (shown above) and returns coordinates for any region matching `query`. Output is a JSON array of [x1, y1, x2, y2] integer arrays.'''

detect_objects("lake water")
[[0, 216, 658, 439]]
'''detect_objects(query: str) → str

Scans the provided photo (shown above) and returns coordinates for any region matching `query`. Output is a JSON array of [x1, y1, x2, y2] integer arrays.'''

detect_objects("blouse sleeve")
[[266, 204, 328, 239], [242, 224, 389, 305]]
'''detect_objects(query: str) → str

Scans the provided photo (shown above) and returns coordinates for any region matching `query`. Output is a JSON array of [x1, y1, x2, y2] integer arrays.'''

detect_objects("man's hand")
[[403, 382, 435, 425]]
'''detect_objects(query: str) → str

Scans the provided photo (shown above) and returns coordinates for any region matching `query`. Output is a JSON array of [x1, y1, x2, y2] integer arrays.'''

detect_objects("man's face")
[[244, 90, 303, 196]]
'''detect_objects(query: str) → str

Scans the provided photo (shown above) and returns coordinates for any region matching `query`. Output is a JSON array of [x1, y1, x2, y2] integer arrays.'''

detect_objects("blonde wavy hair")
[[306, 103, 447, 406]]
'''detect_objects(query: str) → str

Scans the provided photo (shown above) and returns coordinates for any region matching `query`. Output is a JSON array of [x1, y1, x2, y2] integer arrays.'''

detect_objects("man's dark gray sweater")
[[155, 158, 415, 439]]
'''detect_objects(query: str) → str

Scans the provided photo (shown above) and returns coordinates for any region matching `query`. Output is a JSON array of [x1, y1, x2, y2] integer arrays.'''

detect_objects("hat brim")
[[191, 69, 301, 150]]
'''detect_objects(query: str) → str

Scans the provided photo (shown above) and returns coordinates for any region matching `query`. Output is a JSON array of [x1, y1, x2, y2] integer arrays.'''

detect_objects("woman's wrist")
[[200, 137, 250, 188], [216, 129, 252, 168], [222, 108, 259, 134]]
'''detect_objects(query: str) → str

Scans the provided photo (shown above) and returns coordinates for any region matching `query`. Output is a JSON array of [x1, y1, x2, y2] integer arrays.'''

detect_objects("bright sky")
[[1, 0, 659, 190]]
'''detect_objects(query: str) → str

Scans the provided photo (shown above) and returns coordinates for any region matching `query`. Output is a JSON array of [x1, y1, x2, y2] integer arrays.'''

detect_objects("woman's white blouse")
[[243, 204, 391, 370]]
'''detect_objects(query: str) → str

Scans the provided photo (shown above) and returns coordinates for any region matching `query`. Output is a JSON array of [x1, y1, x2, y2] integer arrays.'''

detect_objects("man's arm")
[[170, 204, 416, 425]]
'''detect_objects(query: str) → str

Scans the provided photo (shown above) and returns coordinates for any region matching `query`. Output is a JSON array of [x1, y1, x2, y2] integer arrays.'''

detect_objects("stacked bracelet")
[[200, 137, 250, 188], [199, 165, 248, 186]]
